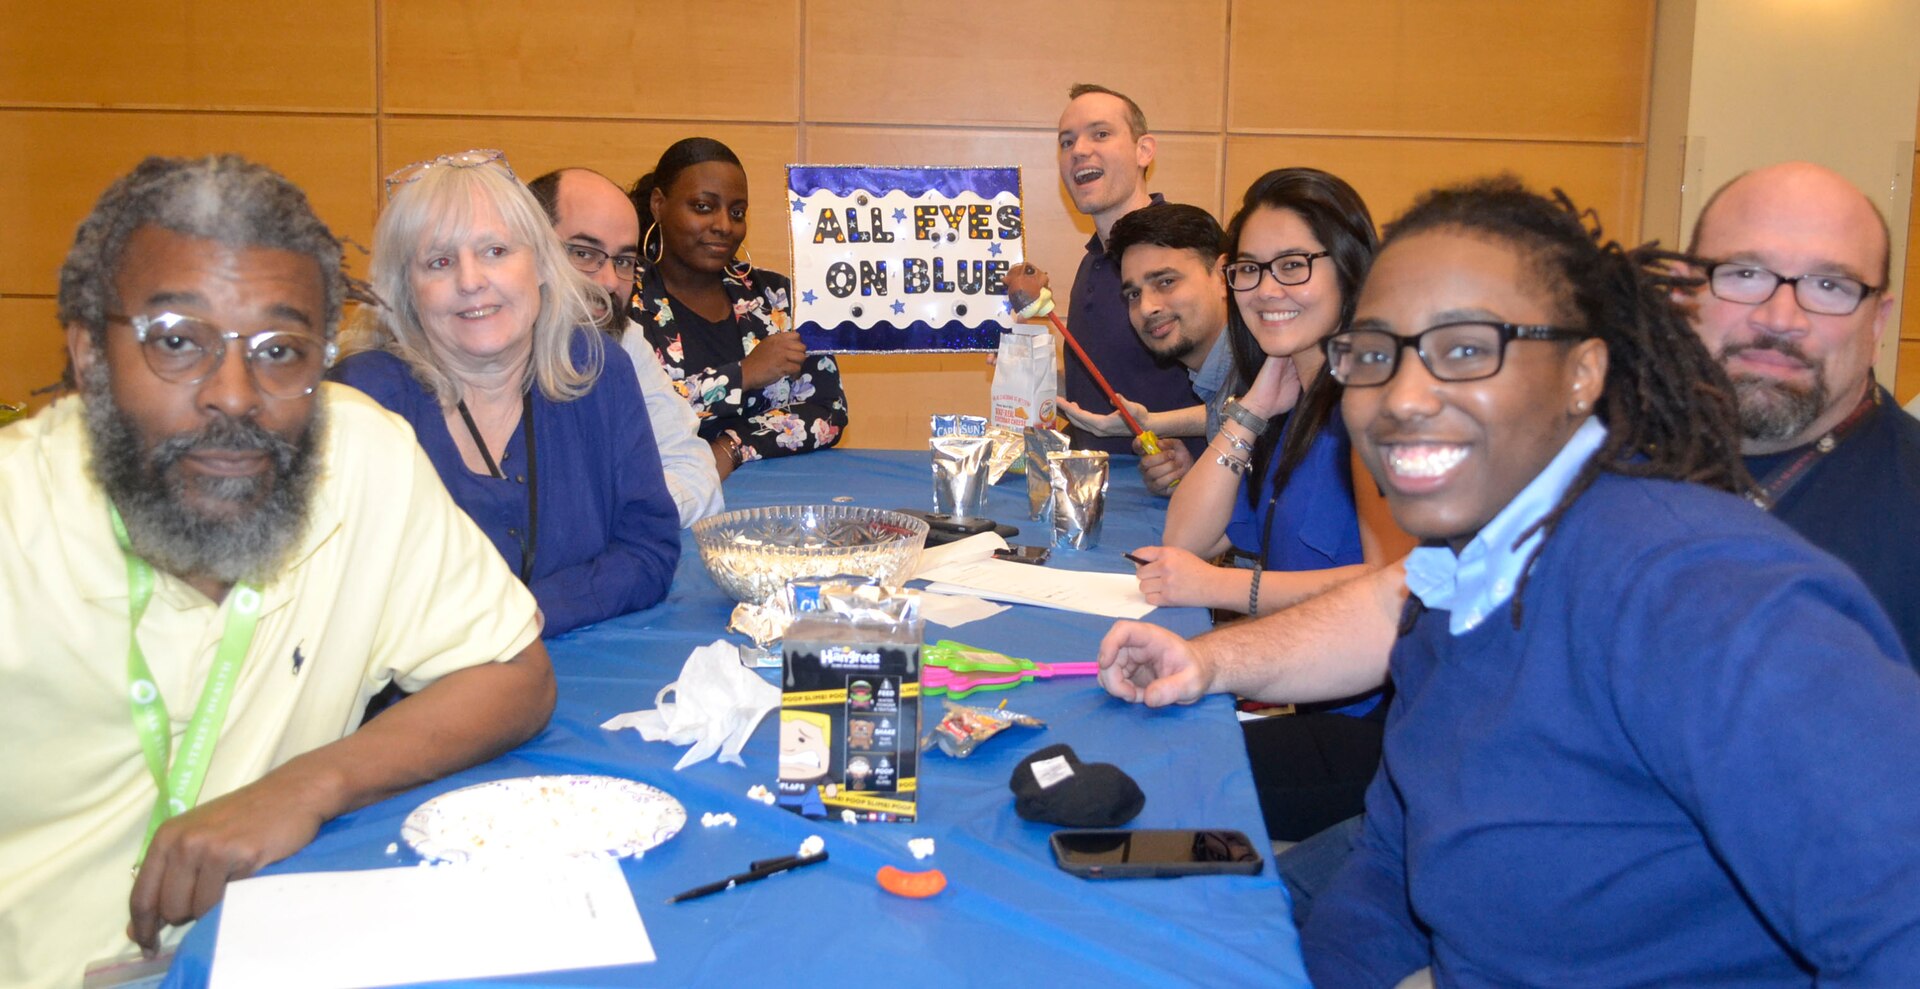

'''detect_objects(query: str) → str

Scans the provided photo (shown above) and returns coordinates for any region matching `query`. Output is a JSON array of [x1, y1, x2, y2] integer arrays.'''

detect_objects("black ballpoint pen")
[[1122, 552, 1149, 566], [667, 850, 830, 904]]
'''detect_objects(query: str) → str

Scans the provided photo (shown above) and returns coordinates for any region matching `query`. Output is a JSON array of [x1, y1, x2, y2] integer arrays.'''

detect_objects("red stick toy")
[[1004, 262, 1165, 457]]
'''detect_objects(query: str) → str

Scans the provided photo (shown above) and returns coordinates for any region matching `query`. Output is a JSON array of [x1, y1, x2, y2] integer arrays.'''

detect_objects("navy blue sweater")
[[1303, 473, 1920, 987], [333, 337, 680, 636]]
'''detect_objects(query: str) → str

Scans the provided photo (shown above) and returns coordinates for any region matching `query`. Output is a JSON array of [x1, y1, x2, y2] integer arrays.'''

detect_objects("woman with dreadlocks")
[[1300, 177, 1920, 987]]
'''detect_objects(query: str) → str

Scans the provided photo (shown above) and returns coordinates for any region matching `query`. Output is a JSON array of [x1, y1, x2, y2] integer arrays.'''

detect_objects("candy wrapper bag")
[[921, 701, 1045, 758]]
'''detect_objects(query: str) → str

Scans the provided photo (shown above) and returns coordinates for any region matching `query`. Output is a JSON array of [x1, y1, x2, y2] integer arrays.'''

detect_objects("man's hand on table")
[[1135, 434, 1194, 496], [126, 764, 339, 954], [1097, 620, 1215, 707]]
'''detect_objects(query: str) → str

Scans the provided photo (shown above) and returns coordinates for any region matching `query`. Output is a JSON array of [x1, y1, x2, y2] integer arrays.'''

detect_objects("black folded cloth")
[[1009, 743, 1145, 828]]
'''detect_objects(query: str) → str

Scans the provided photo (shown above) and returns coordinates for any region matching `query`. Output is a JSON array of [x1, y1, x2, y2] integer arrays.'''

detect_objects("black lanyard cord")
[[455, 392, 539, 585]]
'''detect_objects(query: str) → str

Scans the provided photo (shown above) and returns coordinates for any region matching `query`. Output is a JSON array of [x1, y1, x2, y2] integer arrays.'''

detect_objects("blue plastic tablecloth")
[[163, 448, 1307, 987]]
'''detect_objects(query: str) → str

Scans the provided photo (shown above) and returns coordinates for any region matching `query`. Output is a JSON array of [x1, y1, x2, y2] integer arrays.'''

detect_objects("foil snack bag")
[[1025, 426, 1070, 521], [930, 414, 992, 520], [1047, 450, 1110, 550]]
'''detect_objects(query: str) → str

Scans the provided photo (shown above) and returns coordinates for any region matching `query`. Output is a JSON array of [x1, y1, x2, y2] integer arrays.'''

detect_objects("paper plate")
[[401, 774, 686, 864]]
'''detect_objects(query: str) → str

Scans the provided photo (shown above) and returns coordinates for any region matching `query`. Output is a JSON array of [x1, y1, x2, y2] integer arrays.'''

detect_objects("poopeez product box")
[[778, 581, 922, 822]]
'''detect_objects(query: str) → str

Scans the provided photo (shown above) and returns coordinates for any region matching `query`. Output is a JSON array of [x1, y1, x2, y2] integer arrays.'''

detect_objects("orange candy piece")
[[875, 865, 947, 899]]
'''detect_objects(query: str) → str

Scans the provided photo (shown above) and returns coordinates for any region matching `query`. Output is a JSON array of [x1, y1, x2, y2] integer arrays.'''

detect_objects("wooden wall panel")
[[805, 126, 1223, 319], [0, 298, 66, 409], [1903, 143, 1920, 345], [0, 110, 377, 297], [382, 0, 800, 120], [0, 1, 375, 111], [3, 1, 1658, 446], [807, 0, 1228, 131], [380, 119, 800, 274], [1229, 0, 1652, 141], [1899, 340, 1920, 406], [834, 353, 991, 451], [1224, 136, 1646, 244], [1898, 138, 1919, 403]]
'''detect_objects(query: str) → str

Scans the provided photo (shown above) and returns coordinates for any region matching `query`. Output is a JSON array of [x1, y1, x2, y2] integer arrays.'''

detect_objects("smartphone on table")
[[1049, 828, 1264, 878]]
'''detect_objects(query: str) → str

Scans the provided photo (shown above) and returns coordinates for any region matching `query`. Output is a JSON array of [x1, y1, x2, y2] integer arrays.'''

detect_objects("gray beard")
[[1720, 339, 1828, 445], [80, 361, 325, 587], [1731, 374, 1827, 444]]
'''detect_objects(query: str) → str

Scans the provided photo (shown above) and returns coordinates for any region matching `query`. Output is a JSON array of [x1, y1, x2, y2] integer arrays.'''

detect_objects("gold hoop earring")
[[643, 221, 663, 264], [728, 247, 755, 279]]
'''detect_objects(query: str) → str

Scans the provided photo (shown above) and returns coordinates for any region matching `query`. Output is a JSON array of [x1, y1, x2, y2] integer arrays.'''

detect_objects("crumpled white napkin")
[[600, 640, 780, 770]]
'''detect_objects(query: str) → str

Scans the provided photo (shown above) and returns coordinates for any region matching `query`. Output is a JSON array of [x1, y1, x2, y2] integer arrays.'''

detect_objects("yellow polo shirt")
[[0, 385, 542, 989]]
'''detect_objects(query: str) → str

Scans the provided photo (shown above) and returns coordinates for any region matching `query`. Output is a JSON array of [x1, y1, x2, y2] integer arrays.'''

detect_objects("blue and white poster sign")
[[787, 165, 1024, 353]]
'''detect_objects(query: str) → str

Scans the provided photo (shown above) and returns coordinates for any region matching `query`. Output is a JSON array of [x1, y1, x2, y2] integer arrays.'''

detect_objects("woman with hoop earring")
[[627, 137, 848, 477]]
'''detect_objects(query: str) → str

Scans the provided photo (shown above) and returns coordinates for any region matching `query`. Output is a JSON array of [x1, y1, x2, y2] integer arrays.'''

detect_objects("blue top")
[[331, 336, 681, 636], [1746, 384, 1920, 666], [1406, 417, 1606, 635], [1302, 472, 1920, 988], [1064, 193, 1206, 456], [1225, 407, 1364, 572]]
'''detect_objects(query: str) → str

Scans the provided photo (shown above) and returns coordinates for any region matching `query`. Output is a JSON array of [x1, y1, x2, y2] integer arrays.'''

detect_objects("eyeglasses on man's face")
[[108, 311, 337, 399], [1225, 251, 1329, 292], [564, 242, 640, 279], [1703, 262, 1878, 316], [1324, 321, 1592, 388]]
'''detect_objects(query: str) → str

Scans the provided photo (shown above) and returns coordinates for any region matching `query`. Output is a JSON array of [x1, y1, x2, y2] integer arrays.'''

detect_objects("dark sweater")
[[1303, 472, 1920, 987]]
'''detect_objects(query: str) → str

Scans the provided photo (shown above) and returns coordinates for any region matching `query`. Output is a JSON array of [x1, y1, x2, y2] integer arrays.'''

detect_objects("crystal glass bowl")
[[692, 504, 930, 604]]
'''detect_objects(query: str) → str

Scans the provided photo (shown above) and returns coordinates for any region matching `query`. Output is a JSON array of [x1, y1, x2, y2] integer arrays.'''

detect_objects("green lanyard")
[[111, 507, 263, 865]]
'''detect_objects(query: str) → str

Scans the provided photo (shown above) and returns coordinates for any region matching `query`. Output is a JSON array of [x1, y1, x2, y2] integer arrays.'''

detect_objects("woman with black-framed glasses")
[[1301, 176, 1920, 987], [1147, 169, 1411, 622], [1128, 168, 1414, 848]]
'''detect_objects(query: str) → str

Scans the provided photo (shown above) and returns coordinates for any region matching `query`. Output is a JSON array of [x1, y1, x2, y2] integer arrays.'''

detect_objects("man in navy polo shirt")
[[1052, 84, 1205, 459]]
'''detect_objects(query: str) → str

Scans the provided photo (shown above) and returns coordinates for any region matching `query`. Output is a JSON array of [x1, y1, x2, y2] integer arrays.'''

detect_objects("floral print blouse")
[[628, 263, 849, 463]]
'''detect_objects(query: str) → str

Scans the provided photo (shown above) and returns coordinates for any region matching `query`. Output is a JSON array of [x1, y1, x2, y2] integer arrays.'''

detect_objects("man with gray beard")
[[1686, 161, 1920, 661], [0, 155, 556, 989]]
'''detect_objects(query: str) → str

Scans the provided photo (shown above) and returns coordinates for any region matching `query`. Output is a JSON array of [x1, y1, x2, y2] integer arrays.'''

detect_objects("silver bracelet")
[[1248, 567, 1263, 615], [1222, 398, 1270, 437], [1216, 430, 1253, 454], [1216, 451, 1251, 476]]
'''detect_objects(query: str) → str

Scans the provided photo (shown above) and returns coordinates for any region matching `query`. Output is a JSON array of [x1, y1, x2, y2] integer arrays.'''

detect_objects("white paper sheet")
[[916, 589, 1010, 627], [921, 558, 1156, 620], [911, 531, 1009, 577], [210, 859, 654, 989]]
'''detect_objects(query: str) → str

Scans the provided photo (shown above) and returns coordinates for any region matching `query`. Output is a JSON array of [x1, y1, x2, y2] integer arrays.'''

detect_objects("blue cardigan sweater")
[[332, 337, 680, 635], [1302, 473, 1920, 987]]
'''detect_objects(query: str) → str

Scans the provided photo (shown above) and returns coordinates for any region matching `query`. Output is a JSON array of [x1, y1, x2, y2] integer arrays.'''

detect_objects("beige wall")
[[1660, 0, 1920, 403], [1, 1, 1655, 444]]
